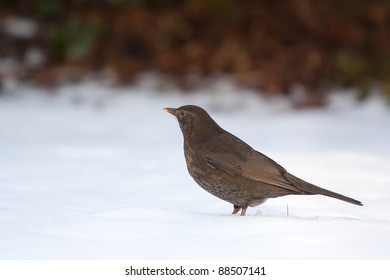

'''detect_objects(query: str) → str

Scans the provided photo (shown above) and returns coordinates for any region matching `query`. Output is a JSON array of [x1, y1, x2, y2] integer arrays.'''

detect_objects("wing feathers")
[[202, 133, 362, 206], [205, 154, 303, 194]]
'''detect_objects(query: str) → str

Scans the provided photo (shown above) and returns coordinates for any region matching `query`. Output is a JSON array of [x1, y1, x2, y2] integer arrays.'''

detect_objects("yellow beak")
[[163, 107, 177, 115]]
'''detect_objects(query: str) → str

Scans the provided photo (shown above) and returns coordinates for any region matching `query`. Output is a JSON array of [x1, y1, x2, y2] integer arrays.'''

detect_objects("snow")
[[0, 82, 389, 259]]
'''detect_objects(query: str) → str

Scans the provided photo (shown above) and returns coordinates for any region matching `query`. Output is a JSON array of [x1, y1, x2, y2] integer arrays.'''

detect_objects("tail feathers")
[[285, 173, 363, 206], [307, 184, 363, 206]]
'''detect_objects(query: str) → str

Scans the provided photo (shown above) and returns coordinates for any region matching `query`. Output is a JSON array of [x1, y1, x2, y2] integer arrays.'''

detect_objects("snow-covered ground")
[[0, 82, 389, 259]]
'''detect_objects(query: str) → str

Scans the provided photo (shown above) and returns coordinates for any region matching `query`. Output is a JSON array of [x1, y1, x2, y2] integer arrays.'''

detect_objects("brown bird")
[[163, 105, 363, 216]]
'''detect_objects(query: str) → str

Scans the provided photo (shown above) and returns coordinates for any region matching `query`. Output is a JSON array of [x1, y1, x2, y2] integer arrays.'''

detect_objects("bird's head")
[[163, 105, 223, 141]]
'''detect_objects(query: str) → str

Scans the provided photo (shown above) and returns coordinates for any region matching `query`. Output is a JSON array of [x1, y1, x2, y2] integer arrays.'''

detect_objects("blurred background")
[[1, 0, 390, 106]]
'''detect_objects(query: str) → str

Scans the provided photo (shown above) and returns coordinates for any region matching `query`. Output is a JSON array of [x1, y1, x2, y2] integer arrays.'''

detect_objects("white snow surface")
[[0, 82, 389, 259]]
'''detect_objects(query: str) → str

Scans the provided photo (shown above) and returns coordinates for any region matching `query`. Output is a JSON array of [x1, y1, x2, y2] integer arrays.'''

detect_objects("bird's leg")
[[232, 205, 241, 215], [240, 207, 247, 216]]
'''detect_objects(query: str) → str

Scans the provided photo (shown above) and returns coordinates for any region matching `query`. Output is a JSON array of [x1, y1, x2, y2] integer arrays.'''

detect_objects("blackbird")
[[163, 105, 363, 216]]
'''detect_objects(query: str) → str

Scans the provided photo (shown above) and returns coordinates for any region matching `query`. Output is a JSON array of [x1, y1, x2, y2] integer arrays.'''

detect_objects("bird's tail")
[[285, 173, 363, 206]]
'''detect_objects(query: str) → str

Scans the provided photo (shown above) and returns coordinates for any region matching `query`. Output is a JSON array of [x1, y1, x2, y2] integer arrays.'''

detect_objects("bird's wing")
[[202, 133, 363, 205], [204, 133, 304, 194]]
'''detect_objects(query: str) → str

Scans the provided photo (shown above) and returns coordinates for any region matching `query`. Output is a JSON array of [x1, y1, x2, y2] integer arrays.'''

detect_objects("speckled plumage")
[[164, 105, 363, 216]]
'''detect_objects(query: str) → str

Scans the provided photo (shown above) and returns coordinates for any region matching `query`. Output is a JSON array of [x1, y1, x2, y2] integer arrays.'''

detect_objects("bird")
[[163, 105, 363, 216]]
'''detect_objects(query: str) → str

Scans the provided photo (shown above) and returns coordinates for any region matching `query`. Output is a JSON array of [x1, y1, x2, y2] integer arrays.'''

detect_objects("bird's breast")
[[183, 144, 249, 205]]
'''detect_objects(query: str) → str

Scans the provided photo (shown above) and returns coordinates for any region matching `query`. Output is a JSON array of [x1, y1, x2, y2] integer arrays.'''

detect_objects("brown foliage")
[[1, 0, 390, 102]]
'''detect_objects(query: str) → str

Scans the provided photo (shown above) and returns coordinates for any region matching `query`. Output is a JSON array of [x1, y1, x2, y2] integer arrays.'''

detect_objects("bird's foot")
[[232, 205, 241, 215], [232, 205, 247, 216]]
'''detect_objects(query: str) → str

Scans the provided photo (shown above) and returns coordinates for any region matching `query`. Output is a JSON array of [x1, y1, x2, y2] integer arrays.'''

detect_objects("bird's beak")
[[163, 107, 178, 116]]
